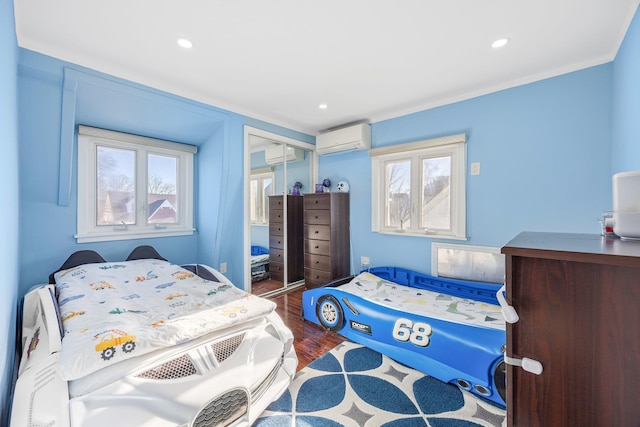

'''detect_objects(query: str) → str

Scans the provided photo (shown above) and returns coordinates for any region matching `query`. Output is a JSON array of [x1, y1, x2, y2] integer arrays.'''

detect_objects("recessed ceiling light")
[[318, 104, 328, 109], [177, 38, 193, 49], [491, 38, 509, 49]]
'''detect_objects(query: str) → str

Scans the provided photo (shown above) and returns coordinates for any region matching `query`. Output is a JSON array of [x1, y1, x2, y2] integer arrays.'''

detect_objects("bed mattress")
[[338, 271, 504, 330]]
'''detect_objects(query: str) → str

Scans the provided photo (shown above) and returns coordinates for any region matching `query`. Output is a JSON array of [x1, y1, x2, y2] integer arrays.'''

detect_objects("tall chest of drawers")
[[303, 192, 350, 288], [268, 195, 303, 283]]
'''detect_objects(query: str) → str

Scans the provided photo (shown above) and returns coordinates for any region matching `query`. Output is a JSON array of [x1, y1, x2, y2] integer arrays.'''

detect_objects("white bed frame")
[[11, 265, 297, 427]]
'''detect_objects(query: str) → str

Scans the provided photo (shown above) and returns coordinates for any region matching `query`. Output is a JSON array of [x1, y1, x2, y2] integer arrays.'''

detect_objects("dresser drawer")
[[269, 222, 284, 236], [270, 209, 284, 223], [269, 197, 284, 209], [269, 235, 285, 250], [303, 209, 330, 225], [304, 253, 331, 271], [304, 268, 333, 288], [304, 239, 331, 256], [269, 248, 284, 264], [304, 194, 331, 210], [270, 262, 284, 282], [304, 224, 331, 240]]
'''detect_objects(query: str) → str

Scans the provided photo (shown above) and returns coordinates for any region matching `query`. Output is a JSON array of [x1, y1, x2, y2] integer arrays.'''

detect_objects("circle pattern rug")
[[254, 341, 505, 427]]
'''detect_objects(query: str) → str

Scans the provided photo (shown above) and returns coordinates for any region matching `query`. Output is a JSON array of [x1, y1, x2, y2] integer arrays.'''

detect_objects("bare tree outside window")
[[148, 175, 175, 195], [148, 154, 178, 224], [422, 156, 451, 230], [385, 160, 411, 228], [371, 133, 465, 239], [78, 126, 196, 243], [96, 146, 135, 225]]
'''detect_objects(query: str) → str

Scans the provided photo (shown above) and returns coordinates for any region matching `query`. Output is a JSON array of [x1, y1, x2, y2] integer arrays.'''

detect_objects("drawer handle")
[[314, 230, 319, 234], [315, 245, 319, 249], [315, 216, 319, 219], [504, 356, 543, 375], [496, 285, 519, 323], [315, 260, 319, 264]]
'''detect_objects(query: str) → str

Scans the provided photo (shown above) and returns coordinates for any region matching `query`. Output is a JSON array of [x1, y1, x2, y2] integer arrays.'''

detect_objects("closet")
[[246, 126, 317, 295]]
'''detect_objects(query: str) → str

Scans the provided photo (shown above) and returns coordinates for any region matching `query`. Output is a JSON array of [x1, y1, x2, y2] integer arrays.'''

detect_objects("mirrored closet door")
[[245, 127, 316, 296]]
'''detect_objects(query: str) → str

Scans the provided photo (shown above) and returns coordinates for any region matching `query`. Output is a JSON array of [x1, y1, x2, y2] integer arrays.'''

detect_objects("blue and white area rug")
[[254, 341, 505, 427]]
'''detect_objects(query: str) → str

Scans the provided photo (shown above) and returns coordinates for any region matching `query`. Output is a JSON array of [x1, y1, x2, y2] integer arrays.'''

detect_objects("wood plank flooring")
[[268, 287, 346, 371], [251, 278, 283, 295]]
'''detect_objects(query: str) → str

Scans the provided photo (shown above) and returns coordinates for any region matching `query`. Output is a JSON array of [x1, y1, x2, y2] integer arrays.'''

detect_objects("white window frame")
[[250, 167, 274, 226], [76, 125, 196, 243], [371, 133, 467, 240]]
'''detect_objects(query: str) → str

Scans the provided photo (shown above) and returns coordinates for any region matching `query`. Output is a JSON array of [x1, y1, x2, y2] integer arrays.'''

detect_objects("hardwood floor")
[[251, 278, 283, 295], [268, 287, 346, 371]]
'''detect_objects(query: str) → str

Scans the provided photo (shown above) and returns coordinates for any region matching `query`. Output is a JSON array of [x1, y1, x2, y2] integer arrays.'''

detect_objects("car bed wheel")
[[316, 295, 344, 331], [494, 360, 506, 402]]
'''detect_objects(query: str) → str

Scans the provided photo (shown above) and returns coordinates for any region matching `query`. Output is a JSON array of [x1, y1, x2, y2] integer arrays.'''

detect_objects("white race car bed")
[[11, 246, 297, 427]]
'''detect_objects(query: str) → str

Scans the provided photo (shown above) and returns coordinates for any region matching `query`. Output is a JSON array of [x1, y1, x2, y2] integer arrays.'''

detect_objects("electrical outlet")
[[470, 162, 481, 176], [220, 262, 227, 274], [361, 256, 370, 266]]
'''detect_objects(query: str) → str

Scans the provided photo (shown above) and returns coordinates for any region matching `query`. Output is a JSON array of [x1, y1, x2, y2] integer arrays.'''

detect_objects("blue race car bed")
[[302, 266, 506, 406]]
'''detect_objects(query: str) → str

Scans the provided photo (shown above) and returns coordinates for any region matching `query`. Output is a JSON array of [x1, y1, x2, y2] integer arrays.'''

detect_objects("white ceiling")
[[13, 0, 640, 135]]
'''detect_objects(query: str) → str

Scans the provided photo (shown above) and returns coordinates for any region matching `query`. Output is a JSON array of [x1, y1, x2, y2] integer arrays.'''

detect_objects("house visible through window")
[[371, 133, 466, 240], [77, 126, 196, 243]]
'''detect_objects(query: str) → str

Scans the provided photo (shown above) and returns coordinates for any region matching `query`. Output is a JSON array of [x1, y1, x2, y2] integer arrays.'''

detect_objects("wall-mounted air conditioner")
[[264, 145, 305, 165], [316, 123, 371, 155]]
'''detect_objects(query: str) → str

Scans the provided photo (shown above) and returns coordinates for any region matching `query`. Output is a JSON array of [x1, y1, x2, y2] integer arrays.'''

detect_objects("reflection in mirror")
[[249, 138, 312, 296]]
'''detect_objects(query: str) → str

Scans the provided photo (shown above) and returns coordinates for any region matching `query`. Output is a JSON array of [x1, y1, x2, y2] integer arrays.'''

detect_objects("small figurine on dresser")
[[292, 181, 303, 196]]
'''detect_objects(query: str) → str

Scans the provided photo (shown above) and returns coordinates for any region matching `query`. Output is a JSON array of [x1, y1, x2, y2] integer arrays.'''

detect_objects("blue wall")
[[17, 51, 232, 292], [0, 0, 20, 423], [612, 6, 640, 173], [16, 50, 314, 295], [320, 64, 614, 274], [4, 3, 640, 423]]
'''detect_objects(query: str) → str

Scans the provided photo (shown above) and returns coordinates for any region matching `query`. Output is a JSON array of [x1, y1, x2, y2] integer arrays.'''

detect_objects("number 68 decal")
[[392, 318, 433, 347]]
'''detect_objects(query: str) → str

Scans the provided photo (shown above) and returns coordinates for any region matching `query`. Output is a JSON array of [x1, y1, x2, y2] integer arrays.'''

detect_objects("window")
[[250, 168, 273, 225], [371, 133, 466, 239], [77, 126, 196, 243]]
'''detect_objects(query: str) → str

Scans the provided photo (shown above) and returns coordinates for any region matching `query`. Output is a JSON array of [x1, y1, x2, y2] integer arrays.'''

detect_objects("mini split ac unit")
[[264, 145, 305, 165], [316, 123, 371, 155]]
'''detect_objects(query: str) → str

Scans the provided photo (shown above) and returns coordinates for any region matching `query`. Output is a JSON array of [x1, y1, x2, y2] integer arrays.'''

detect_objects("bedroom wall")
[[16, 49, 313, 294], [612, 5, 640, 173], [16, 50, 228, 293], [319, 64, 614, 275], [0, 0, 20, 423]]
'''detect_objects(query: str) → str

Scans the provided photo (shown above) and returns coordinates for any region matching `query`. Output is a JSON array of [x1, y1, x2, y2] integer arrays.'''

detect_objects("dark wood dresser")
[[501, 232, 640, 426], [303, 193, 350, 288], [268, 195, 303, 283]]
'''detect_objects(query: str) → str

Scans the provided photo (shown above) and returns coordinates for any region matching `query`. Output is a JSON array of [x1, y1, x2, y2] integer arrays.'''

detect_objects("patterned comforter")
[[54, 259, 275, 380], [338, 272, 505, 330]]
